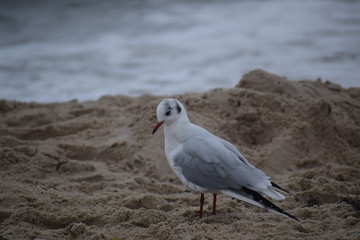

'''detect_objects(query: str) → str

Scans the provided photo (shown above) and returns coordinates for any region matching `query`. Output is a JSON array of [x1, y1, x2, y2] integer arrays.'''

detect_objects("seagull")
[[152, 98, 298, 221]]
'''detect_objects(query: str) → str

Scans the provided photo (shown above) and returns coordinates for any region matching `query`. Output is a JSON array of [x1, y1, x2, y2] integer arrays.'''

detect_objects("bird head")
[[152, 98, 186, 134]]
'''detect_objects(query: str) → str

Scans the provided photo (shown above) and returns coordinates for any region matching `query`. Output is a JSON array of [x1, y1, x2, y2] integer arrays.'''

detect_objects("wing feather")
[[173, 134, 285, 200]]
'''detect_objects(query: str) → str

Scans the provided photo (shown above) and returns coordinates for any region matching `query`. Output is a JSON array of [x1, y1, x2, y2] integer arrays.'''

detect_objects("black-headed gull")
[[152, 98, 298, 221]]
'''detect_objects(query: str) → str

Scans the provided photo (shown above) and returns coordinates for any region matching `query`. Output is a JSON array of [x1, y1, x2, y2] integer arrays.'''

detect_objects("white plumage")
[[152, 98, 298, 221]]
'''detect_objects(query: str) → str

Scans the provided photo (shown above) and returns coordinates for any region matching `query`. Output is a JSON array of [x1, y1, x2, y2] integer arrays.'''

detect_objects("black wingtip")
[[281, 208, 300, 222], [288, 213, 300, 222], [243, 187, 299, 222], [271, 182, 293, 196]]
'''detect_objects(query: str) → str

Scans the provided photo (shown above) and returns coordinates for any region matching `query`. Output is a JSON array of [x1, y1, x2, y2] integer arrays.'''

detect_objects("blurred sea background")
[[0, 0, 359, 103]]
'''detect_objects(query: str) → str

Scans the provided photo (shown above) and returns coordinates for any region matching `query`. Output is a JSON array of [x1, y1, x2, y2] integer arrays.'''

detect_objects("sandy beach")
[[0, 70, 359, 240]]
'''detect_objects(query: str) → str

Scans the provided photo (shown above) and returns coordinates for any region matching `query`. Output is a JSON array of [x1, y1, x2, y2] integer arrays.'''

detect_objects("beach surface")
[[0, 70, 359, 240]]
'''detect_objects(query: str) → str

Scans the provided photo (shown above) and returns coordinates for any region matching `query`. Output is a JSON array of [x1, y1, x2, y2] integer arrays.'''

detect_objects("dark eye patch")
[[165, 108, 172, 116], [176, 102, 181, 113]]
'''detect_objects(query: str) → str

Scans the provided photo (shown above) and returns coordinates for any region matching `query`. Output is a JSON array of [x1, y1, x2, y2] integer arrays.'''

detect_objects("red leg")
[[212, 193, 217, 215], [199, 193, 205, 218]]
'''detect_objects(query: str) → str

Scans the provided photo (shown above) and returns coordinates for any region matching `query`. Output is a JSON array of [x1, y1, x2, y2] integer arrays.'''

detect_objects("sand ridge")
[[0, 70, 359, 240]]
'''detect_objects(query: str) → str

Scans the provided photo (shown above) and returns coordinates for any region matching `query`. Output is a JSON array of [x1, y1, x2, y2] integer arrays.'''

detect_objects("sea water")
[[0, 0, 359, 102]]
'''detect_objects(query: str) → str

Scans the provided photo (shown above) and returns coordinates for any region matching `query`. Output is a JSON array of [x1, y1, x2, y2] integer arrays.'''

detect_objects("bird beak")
[[152, 121, 164, 135]]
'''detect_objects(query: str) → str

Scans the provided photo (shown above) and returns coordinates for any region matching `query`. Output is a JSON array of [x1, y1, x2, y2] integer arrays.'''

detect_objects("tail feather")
[[271, 182, 293, 196], [260, 188, 285, 200], [221, 187, 299, 222]]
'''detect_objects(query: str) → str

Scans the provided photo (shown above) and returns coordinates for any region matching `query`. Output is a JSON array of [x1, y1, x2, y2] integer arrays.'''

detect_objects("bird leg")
[[199, 193, 205, 218], [212, 193, 217, 215]]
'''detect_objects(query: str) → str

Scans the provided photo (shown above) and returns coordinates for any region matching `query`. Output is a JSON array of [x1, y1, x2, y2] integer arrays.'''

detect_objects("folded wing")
[[172, 135, 298, 220], [175, 135, 285, 200]]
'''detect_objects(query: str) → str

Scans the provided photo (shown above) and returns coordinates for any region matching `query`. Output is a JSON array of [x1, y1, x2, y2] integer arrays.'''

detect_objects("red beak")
[[152, 121, 164, 135]]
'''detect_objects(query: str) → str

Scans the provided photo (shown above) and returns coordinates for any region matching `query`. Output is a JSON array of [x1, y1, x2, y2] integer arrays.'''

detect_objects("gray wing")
[[174, 150, 238, 191], [215, 136, 254, 167], [173, 135, 270, 192]]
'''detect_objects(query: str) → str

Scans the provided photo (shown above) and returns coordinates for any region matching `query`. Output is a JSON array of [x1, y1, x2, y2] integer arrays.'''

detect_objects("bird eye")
[[165, 108, 172, 116]]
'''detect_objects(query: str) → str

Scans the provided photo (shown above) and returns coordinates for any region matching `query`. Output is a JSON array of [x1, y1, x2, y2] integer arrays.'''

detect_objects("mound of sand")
[[0, 69, 359, 240]]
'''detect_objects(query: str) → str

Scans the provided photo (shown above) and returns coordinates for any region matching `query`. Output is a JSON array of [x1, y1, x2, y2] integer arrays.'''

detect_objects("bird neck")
[[164, 114, 191, 142]]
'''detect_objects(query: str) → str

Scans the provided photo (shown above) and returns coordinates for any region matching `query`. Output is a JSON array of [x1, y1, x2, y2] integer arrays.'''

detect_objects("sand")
[[0, 69, 359, 240]]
